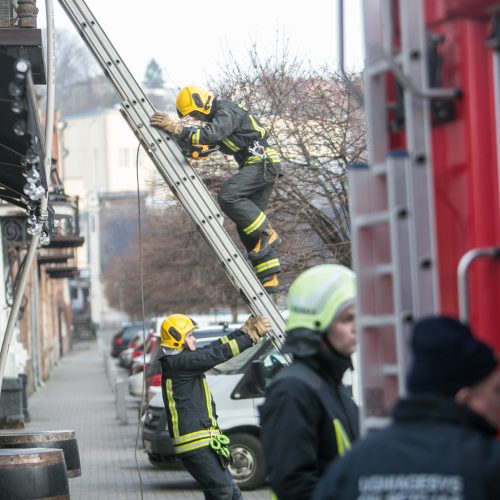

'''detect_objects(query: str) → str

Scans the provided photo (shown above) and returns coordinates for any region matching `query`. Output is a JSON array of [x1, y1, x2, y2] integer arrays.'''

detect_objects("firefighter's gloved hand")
[[150, 112, 182, 135], [241, 316, 272, 344]]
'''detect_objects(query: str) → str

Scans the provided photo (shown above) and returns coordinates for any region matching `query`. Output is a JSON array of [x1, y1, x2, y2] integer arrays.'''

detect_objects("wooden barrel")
[[0, 447, 69, 499], [0, 430, 80, 478]]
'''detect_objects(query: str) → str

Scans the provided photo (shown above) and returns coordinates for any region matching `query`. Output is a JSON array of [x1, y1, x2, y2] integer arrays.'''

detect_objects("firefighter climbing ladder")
[[349, 0, 454, 432], [56, 0, 287, 353]]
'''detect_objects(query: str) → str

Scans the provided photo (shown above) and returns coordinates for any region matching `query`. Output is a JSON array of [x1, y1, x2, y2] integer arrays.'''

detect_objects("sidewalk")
[[25, 335, 270, 500]]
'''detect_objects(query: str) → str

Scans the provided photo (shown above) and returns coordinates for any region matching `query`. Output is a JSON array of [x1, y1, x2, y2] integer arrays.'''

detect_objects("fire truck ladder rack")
[[57, 0, 287, 353], [351, 0, 442, 433]]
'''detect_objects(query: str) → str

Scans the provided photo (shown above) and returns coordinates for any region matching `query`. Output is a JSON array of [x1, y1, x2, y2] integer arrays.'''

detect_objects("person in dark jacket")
[[313, 315, 500, 500], [159, 313, 272, 500], [259, 264, 359, 500], [150, 86, 282, 294]]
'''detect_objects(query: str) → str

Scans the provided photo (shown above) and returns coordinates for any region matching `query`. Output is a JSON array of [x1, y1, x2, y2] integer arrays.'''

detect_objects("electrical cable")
[[133, 142, 145, 500]]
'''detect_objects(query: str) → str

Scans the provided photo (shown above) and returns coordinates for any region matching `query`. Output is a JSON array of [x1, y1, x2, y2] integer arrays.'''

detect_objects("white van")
[[142, 339, 286, 490]]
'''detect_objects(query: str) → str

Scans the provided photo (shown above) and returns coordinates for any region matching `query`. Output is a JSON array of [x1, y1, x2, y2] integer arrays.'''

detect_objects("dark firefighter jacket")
[[259, 351, 359, 500], [312, 394, 500, 500], [160, 329, 253, 457], [178, 98, 281, 168]]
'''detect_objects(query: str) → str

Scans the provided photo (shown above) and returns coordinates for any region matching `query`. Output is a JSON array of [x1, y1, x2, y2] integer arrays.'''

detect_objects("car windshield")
[[121, 324, 145, 341], [211, 342, 262, 375]]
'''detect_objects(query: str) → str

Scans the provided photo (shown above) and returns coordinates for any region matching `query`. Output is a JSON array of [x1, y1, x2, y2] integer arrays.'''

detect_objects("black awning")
[[45, 267, 79, 279], [0, 51, 46, 210], [47, 235, 85, 249]]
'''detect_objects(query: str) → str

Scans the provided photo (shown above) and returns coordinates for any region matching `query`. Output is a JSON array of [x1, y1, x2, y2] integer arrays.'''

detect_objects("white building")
[[61, 107, 164, 326]]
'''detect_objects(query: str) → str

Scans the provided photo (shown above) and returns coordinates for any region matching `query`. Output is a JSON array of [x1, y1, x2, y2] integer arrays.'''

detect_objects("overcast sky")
[[38, 0, 364, 88]]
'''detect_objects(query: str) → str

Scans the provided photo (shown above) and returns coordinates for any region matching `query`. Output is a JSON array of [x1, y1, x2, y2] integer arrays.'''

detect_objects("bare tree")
[[203, 44, 365, 278], [104, 206, 246, 319], [143, 59, 165, 89]]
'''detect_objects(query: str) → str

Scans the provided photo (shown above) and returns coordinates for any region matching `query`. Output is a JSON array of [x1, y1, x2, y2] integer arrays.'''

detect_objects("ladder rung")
[[374, 264, 393, 276], [372, 162, 387, 176], [381, 364, 399, 376], [354, 212, 390, 228], [364, 416, 391, 430], [360, 315, 396, 328], [365, 59, 391, 77], [365, 53, 403, 77]]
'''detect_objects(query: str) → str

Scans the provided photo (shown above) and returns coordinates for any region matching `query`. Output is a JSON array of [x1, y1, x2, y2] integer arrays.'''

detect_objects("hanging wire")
[[133, 142, 146, 500]]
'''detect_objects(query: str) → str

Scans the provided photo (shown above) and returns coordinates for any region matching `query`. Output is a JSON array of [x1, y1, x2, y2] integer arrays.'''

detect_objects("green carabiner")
[[210, 437, 222, 451], [217, 434, 230, 446], [220, 446, 231, 458]]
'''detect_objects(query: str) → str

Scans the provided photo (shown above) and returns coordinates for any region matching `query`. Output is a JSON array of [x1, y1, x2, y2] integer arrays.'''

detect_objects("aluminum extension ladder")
[[350, 0, 446, 433], [56, 0, 287, 353]]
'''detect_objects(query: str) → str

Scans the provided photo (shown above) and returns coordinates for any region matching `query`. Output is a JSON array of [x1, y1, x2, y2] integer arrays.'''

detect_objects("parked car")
[[142, 339, 287, 490], [110, 322, 145, 358], [121, 332, 158, 372]]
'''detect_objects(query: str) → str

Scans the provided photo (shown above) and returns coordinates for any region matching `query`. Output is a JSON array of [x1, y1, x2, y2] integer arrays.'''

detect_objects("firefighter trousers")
[[217, 161, 282, 280], [181, 447, 243, 500]]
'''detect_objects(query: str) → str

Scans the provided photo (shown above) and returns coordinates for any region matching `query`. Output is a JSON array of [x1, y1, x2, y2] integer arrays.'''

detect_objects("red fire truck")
[[349, 0, 500, 432]]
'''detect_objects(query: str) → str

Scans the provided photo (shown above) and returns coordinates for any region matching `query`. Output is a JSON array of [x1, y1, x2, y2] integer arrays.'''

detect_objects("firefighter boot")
[[261, 274, 280, 294], [248, 225, 281, 261]]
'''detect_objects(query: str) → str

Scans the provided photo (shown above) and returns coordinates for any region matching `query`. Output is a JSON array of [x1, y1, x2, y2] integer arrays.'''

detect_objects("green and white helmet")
[[287, 264, 356, 333]]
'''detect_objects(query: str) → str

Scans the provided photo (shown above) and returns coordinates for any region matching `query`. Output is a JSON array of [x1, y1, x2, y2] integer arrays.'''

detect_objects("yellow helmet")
[[176, 85, 213, 119], [160, 314, 198, 349]]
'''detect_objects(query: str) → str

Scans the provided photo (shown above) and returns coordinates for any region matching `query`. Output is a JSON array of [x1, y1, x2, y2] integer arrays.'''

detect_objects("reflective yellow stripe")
[[248, 114, 266, 138], [174, 437, 213, 454], [203, 379, 217, 428], [219, 336, 229, 344], [333, 419, 351, 457], [244, 155, 263, 165], [266, 148, 280, 160], [222, 138, 240, 152], [243, 211, 266, 235], [171, 428, 220, 446], [166, 379, 179, 437], [254, 259, 280, 274], [228, 339, 240, 356], [191, 129, 201, 145]]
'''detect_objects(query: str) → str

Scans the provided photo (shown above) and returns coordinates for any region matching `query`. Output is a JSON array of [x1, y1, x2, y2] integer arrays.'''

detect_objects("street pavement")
[[24, 331, 270, 500]]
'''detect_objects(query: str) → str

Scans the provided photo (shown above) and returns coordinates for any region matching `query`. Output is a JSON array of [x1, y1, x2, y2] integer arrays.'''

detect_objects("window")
[[211, 343, 261, 375], [260, 348, 287, 387]]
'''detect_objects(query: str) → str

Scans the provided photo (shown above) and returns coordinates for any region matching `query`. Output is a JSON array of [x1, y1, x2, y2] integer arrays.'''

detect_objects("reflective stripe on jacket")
[[160, 330, 253, 457]]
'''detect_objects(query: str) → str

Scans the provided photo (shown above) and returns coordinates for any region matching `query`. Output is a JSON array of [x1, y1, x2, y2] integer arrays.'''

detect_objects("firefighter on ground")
[[312, 316, 500, 500], [150, 86, 282, 294], [159, 313, 272, 500], [259, 264, 359, 500]]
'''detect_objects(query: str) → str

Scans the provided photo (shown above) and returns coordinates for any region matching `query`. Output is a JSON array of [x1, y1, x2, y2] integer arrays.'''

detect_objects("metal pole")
[[337, 0, 364, 106]]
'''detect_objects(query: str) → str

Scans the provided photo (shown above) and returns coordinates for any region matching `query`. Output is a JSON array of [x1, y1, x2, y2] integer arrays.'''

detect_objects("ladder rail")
[[399, 0, 440, 316], [57, 0, 287, 353]]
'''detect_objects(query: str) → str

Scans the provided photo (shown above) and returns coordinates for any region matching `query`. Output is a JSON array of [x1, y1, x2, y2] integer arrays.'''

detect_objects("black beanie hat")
[[407, 316, 498, 396]]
